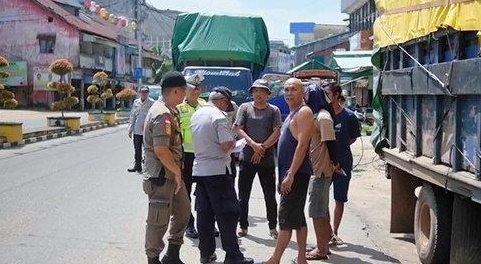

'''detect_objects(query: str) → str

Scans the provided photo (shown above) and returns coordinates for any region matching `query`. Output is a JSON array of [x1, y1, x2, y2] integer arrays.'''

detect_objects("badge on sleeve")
[[165, 119, 171, 136]]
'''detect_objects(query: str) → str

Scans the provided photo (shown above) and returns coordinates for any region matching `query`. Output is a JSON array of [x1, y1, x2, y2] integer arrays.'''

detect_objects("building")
[[0, 0, 161, 109], [93, 0, 180, 56], [339, 0, 377, 107], [341, 0, 377, 50], [291, 31, 352, 66], [290, 22, 348, 47], [265, 41, 293, 73]]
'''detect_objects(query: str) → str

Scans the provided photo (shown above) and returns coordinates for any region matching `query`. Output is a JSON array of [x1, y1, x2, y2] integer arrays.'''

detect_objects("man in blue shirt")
[[324, 83, 361, 245]]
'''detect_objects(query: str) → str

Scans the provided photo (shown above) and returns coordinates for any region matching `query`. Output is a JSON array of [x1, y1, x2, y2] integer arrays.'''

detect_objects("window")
[[38, 34, 56, 54]]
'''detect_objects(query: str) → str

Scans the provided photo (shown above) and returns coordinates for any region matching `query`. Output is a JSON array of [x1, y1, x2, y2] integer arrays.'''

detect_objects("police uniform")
[[143, 100, 190, 261], [190, 87, 254, 264], [176, 97, 206, 230]]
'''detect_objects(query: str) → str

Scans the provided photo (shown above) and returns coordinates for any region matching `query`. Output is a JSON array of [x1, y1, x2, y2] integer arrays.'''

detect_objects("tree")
[[0, 55, 18, 109], [87, 71, 114, 112], [47, 58, 79, 117]]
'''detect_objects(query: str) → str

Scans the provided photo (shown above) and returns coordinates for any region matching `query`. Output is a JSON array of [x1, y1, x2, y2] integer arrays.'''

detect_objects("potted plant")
[[115, 87, 137, 118], [86, 71, 115, 125], [45, 58, 81, 131], [0, 55, 23, 143]]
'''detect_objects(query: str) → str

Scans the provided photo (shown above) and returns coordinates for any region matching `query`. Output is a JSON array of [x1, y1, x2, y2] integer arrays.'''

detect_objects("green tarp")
[[171, 13, 270, 73]]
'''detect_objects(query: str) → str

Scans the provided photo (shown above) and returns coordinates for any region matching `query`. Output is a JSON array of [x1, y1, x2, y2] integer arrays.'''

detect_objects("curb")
[[0, 119, 129, 150]]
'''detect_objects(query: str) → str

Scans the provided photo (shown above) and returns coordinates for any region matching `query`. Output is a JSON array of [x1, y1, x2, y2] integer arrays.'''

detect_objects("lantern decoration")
[[129, 21, 138, 31], [89, 1, 96, 12], [95, 4, 101, 14], [100, 8, 109, 19], [117, 16, 124, 26], [110, 14, 118, 24], [83, 0, 90, 8]]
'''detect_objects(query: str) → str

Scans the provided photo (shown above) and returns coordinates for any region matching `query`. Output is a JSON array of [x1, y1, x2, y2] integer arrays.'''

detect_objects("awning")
[[329, 50, 374, 74], [287, 59, 335, 74]]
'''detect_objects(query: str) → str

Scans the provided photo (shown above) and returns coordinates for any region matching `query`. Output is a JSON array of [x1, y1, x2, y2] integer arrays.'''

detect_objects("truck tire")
[[414, 184, 452, 264]]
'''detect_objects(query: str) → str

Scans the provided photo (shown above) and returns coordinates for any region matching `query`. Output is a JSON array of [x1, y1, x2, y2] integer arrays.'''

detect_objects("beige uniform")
[[142, 101, 190, 258]]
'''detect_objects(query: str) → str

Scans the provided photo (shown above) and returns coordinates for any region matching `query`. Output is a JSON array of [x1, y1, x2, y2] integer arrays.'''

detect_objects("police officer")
[[128, 86, 155, 173], [143, 71, 191, 264], [176, 74, 206, 239], [190, 87, 254, 264]]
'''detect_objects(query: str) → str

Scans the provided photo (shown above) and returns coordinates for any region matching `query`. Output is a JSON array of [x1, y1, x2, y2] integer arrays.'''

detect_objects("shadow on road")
[[329, 242, 402, 263], [393, 234, 415, 244]]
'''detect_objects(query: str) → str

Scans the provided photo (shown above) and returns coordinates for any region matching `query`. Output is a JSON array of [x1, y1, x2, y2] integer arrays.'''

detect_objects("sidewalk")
[[0, 109, 129, 149], [0, 109, 91, 133]]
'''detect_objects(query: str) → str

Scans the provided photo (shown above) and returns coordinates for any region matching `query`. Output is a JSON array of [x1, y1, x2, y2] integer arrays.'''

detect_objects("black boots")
[[147, 257, 161, 264], [160, 244, 184, 264]]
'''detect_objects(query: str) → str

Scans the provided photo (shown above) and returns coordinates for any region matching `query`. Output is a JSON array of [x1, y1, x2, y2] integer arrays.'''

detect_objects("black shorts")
[[278, 172, 310, 230]]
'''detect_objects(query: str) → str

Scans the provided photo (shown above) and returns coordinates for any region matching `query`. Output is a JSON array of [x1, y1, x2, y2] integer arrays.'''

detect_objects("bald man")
[[264, 78, 314, 264]]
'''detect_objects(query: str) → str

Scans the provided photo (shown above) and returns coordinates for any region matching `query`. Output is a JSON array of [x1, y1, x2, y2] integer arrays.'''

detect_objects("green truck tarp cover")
[[172, 13, 270, 74]]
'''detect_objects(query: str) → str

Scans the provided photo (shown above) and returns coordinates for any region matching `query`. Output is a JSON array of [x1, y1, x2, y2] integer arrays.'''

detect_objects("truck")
[[371, 1, 481, 263], [171, 13, 270, 106]]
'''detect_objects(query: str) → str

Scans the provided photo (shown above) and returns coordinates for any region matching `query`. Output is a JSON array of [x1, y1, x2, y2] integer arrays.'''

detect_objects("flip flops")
[[330, 234, 344, 245], [305, 250, 329, 260]]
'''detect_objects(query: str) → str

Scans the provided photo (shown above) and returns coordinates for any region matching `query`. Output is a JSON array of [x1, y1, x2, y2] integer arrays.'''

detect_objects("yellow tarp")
[[374, 0, 481, 48]]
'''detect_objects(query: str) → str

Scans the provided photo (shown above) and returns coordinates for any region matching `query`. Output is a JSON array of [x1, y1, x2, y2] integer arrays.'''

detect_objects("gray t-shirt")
[[190, 103, 234, 176], [234, 102, 282, 166]]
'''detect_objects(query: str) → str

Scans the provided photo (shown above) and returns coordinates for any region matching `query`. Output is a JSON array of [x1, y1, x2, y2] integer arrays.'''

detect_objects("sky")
[[149, 0, 347, 47]]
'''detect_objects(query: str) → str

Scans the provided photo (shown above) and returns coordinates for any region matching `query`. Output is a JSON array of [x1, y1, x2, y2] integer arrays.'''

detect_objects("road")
[[0, 125, 419, 264]]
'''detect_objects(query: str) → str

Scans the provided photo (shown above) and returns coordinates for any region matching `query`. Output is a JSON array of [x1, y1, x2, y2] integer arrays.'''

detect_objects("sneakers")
[[185, 226, 198, 239], [237, 228, 248, 237], [200, 253, 217, 263], [269, 229, 278, 239], [330, 234, 344, 245]]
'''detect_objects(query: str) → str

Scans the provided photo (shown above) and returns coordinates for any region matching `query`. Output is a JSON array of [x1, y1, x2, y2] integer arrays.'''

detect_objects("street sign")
[[134, 67, 143, 79]]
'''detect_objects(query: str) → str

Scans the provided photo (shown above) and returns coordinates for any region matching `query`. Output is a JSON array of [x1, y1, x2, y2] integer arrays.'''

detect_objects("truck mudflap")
[[450, 194, 481, 264], [383, 148, 481, 203]]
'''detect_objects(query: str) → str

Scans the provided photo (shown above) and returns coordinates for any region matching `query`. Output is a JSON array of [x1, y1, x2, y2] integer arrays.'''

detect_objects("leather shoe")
[[200, 253, 217, 263], [127, 167, 142, 173], [223, 257, 254, 264], [185, 226, 198, 239]]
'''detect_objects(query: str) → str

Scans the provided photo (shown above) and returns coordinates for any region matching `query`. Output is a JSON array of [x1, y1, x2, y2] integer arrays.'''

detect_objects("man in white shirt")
[[190, 87, 254, 264], [127, 86, 154, 173]]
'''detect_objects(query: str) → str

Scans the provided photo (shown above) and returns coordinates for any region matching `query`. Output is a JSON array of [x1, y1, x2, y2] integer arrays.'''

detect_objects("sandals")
[[305, 251, 329, 260], [330, 234, 344, 245]]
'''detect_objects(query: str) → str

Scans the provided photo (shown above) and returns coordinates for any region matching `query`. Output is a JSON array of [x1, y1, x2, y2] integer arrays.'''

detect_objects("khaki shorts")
[[308, 176, 331, 218]]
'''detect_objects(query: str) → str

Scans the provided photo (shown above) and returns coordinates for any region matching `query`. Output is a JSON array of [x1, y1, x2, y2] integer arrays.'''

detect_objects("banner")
[[0, 61, 27, 86]]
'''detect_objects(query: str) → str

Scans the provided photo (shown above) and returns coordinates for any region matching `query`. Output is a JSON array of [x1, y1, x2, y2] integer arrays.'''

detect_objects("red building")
[[0, 0, 158, 109]]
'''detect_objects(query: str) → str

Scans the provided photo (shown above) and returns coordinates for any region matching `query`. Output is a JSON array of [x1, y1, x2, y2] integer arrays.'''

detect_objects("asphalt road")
[[0, 126, 419, 264]]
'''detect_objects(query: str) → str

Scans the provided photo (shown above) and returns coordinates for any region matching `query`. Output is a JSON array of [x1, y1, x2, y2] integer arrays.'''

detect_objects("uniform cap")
[[139, 86, 149, 92], [249, 79, 271, 94], [209, 86, 234, 112], [185, 74, 205, 89], [160, 71, 187, 90]]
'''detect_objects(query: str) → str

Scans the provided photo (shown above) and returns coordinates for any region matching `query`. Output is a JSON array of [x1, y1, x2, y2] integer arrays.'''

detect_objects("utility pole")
[[136, 0, 144, 87]]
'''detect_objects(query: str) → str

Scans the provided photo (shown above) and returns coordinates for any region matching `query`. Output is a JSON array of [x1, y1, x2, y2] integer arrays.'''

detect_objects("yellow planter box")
[[88, 113, 103, 122], [65, 117, 81, 131], [104, 112, 116, 126], [47, 116, 81, 131], [0, 122, 23, 143]]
